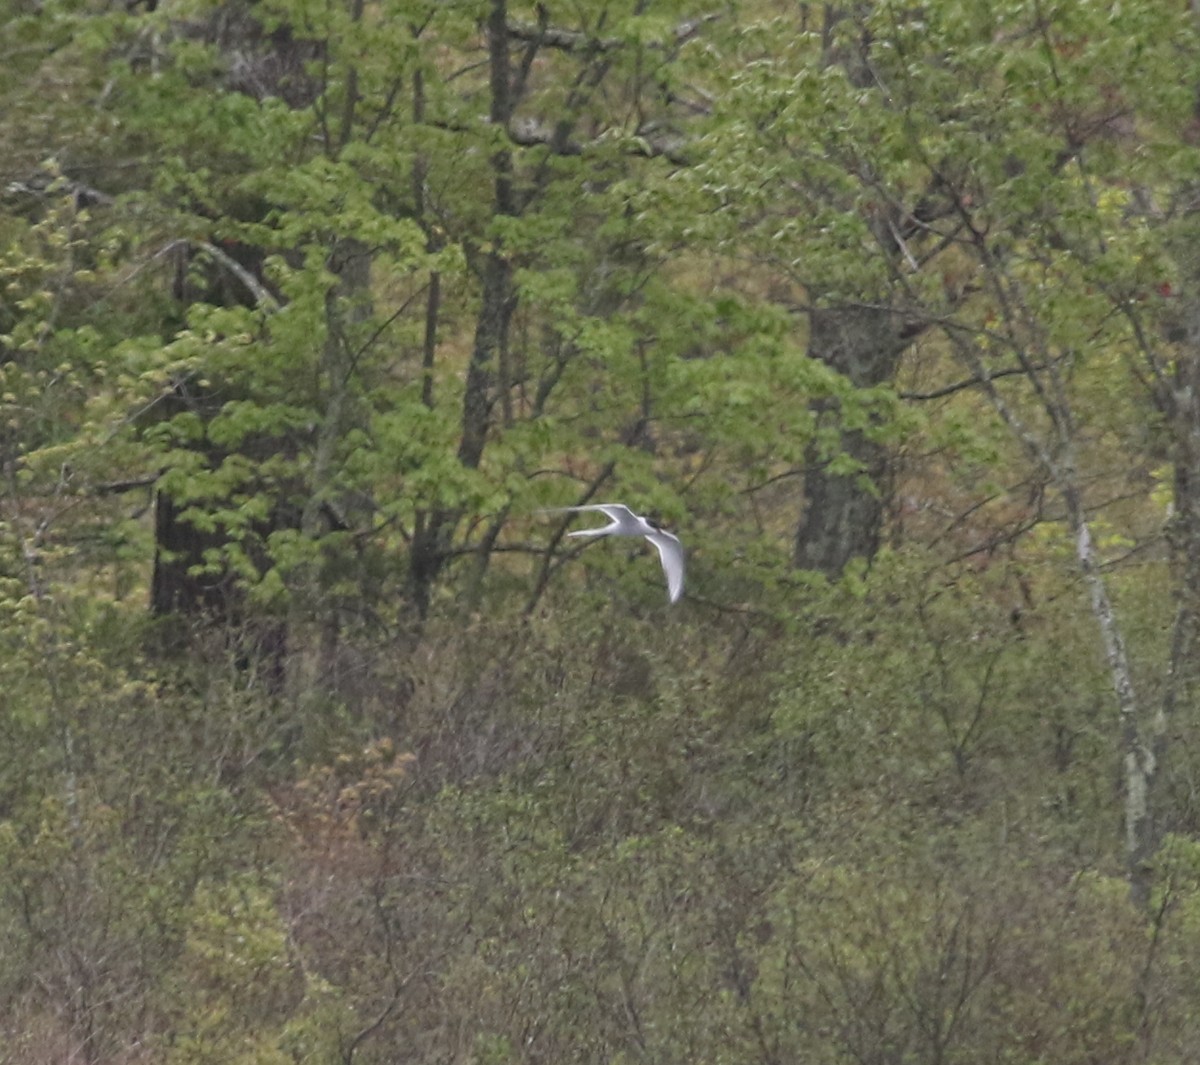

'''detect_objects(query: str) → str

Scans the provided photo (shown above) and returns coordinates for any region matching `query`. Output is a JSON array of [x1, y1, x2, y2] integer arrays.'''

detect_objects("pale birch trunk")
[[285, 236, 371, 702], [952, 323, 1158, 905]]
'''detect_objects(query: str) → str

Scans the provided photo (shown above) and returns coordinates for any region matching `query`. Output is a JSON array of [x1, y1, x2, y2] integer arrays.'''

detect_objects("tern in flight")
[[543, 503, 685, 604]]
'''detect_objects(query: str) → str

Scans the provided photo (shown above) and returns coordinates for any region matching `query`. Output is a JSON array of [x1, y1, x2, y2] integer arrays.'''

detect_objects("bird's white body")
[[543, 503, 685, 604]]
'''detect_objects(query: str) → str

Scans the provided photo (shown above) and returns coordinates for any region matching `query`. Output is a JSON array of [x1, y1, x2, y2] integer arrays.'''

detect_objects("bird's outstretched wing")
[[539, 503, 637, 522], [646, 531, 685, 604]]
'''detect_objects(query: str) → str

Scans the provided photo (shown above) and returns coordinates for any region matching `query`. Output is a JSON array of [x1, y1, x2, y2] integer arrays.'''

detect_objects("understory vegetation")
[[7, 560, 1200, 1063]]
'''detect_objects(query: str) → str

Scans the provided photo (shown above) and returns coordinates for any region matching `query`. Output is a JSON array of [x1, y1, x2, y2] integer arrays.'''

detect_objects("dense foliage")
[[5, 0, 1200, 1061]]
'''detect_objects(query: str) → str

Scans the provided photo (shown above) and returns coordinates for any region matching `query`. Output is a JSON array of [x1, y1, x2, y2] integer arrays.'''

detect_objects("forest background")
[[5, 0, 1200, 1061]]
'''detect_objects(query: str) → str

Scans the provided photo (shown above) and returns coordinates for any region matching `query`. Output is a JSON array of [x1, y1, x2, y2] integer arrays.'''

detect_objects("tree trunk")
[[151, 478, 236, 617], [150, 3, 320, 635], [794, 304, 908, 576], [407, 0, 516, 617]]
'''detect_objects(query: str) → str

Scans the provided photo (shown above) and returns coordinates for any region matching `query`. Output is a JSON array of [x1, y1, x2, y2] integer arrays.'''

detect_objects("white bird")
[[543, 503, 685, 604]]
